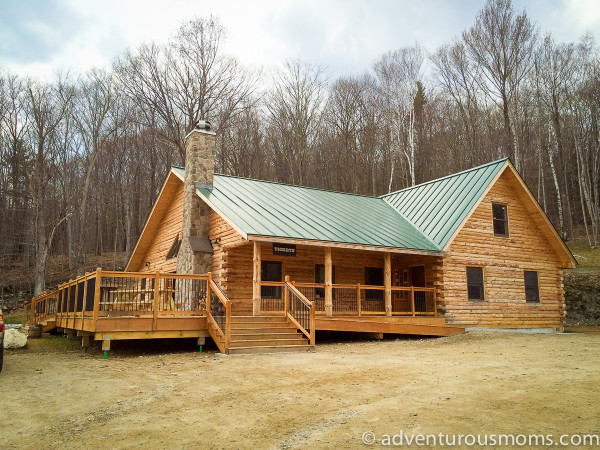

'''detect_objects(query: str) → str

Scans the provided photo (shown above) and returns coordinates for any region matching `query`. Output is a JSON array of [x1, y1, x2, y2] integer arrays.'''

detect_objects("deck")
[[23, 270, 464, 355]]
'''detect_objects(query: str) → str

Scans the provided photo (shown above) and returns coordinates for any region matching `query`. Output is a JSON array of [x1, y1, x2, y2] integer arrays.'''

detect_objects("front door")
[[261, 261, 282, 311]]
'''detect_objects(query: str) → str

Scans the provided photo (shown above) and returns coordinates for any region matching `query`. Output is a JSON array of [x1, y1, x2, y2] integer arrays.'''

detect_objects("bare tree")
[[25, 76, 74, 294], [266, 59, 327, 185], [463, 0, 537, 171], [374, 45, 425, 188], [115, 16, 258, 162], [73, 68, 114, 273]]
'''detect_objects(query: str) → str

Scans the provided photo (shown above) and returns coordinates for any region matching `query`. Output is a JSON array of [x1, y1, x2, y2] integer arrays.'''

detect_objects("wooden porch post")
[[252, 241, 261, 316], [324, 247, 333, 316], [384, 253, 392, 316]]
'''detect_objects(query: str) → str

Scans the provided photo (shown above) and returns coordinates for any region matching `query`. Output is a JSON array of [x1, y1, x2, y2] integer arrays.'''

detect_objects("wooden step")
[[229, 338, 309, 347], [230, 332, 302, 340], [228, 345, 315, 355], [230, 326, 298, 334], [231, 315, 287, 323], [231, 321, 293, 329]]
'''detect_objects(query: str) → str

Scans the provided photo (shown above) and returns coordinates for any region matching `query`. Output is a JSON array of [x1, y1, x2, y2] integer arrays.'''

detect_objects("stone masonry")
[[176, 127, 215, 275]]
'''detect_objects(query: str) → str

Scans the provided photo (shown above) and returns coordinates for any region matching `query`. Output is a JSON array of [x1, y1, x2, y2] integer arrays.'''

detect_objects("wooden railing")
[[206, 274, 232, 354], [284, 276, 315, 345], [23, 269, 210, 330], [259, 281, 436, 317]]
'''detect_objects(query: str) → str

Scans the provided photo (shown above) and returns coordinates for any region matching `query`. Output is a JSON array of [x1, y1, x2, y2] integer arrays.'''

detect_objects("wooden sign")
[[273, 243, 296, 257]]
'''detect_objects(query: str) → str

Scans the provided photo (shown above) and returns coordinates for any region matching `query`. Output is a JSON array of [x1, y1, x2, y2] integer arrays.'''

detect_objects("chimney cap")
[[195, 120, 212, 131]]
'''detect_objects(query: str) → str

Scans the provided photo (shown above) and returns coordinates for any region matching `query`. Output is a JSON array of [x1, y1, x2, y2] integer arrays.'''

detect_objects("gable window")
[[261, 261, 282, 299], [524, 271, 540, 303], [492, 203, 509, 237], [315, 264, 335, 299], [166, 235, 182, 260], [466, 266, 485, 301]]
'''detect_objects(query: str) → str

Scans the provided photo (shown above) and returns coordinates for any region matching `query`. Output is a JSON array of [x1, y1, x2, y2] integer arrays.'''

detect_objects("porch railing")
[[259, 281, 436, 317], [23, 269, 210, 330]]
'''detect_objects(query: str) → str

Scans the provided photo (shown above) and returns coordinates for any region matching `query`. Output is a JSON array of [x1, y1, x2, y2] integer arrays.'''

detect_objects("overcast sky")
[[1, 0, 599, 80]]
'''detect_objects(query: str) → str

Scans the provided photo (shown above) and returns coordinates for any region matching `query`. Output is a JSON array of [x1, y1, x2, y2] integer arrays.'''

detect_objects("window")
[[524, 271, 540, 303], [364, 267, 384, 301], [315, 264, 335, 299], [166, 235, 182, 260], [492, 203, 509, 237], [261, 261, 282, 299], [466, 266, 485, 301]]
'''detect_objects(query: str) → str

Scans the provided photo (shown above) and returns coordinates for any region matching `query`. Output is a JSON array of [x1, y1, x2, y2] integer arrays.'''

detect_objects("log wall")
[[440, 170, 565, 328]]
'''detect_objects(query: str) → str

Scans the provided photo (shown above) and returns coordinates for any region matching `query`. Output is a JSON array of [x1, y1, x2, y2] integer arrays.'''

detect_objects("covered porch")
[[241, 239, 463, 337]]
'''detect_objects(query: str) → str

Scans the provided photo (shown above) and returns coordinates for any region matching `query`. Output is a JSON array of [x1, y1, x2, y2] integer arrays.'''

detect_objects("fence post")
[[357, 284, 361, 316], [30, 299, 35, 326], [153, 272, 160, 330], [225, 299, 231, 349], [81, 275, 88, 331], [73, 280, 80, 323], [433, 287, 437, 316], [92, 268, 102, 329], [284, 275, 290, 316], [65, 281, 71, 324], [411, 286, 415, 317], [206, 272, 212, 314], [310, 301, 316, 346]]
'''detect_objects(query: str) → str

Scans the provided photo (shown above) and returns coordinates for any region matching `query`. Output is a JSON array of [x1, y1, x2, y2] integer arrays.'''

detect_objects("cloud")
[[0, 0, 598, 80]]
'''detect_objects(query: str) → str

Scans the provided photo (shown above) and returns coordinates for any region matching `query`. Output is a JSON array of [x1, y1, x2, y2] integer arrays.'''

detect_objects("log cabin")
[[26, 121, 575, 355]]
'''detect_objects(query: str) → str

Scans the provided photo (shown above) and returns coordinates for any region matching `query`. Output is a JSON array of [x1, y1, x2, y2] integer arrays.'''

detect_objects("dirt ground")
[[2, 330, 600, 449]]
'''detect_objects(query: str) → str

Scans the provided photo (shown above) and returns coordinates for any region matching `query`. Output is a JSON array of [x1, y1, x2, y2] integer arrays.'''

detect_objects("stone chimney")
[[176, 121, 215, 275]]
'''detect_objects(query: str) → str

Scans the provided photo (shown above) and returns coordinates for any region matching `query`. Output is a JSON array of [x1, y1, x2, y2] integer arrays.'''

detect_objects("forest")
[[0, 0, 598, 299]]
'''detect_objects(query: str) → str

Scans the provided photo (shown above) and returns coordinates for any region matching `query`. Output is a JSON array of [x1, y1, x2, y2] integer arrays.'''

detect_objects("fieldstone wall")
[[176, 129, 215, 275]]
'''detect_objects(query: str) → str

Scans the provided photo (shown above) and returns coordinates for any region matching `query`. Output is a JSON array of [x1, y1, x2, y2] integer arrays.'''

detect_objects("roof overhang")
[[247, 234, 445, 257]]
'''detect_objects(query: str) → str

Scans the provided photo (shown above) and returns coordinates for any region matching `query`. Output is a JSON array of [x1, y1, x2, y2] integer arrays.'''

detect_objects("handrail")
[[260, 281, 284, 286], [284, 276, 315, 345], [207, 276, 231, 353]]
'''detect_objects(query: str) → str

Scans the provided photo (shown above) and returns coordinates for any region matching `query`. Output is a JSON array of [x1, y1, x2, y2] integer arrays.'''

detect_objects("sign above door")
[[273, 243, 296, 257]]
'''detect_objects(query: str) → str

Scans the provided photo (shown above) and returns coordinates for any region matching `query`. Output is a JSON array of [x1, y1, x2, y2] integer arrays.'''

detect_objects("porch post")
[[252, 241, 261, 316], [324, 247, 333, 316], [384, 253, 392, 316]]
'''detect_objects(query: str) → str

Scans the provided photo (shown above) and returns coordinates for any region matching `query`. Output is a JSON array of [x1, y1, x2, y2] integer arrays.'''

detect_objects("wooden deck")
[[315, 316, 464, 336], [24, 270, 463, 355]]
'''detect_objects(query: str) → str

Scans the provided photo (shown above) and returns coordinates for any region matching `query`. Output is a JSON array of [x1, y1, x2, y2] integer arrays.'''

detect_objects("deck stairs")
[[210, 315, 315, 355]]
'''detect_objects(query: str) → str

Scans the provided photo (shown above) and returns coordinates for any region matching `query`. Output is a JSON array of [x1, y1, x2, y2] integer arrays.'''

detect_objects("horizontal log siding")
[[441, 171, 565, 328], [209, 212, 245, 290]]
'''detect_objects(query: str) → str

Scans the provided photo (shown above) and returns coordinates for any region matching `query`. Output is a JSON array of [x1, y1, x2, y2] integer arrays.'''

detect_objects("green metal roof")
[[381, 158, 508, 248], [173, 158, 508, 252]]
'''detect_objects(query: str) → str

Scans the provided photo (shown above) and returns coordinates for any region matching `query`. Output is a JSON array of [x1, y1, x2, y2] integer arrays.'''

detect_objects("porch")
[[245, 240, 464, 337]]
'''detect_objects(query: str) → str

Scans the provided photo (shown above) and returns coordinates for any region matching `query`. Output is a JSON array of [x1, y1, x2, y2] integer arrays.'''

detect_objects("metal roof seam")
[[379, 157, 509, 199]]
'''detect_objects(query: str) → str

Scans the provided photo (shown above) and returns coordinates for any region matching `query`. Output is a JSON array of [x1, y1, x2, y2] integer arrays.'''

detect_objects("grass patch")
[[568, 244, 600, 274], [8, 334, 81, 354], [3, 312, 23, 324]]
